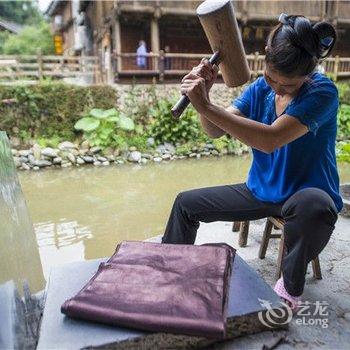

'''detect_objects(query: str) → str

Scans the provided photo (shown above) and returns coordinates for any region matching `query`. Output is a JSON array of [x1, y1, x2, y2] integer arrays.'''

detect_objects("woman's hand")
[[180, 58, 219, 113], [181, 58, 219, 96]]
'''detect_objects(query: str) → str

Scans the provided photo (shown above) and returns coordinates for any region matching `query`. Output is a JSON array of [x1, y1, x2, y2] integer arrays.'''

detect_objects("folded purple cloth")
[[61, 240, 236, 338]]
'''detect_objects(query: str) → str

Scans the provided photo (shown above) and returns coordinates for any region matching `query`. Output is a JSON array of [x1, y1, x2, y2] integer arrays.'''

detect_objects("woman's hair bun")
[[312, 22, 337, 59]]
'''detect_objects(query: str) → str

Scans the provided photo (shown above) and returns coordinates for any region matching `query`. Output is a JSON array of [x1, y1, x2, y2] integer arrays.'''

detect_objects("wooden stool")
[[232, 221, 250, 247], [232, 217, 322, 281]]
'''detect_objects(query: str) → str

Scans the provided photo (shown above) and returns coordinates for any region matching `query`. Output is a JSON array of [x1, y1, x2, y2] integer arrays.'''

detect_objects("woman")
[[161, 14, 343, 311]]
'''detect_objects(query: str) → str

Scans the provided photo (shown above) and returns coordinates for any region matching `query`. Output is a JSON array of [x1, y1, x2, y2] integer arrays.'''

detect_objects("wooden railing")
[[0, 54, 100, 82], [1, 52, 350, 84], [114, 52, 350, 82]]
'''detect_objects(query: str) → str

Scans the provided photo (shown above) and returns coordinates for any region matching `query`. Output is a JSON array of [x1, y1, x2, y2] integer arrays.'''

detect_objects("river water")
[[13, 156, 350, 291]]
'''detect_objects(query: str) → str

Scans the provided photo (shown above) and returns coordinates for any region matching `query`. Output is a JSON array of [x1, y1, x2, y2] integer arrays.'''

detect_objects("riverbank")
[[12, 139, 249, 171]]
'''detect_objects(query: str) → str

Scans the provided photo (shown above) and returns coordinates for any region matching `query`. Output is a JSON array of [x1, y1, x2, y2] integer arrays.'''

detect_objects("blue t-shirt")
[[232, 71, 343, 213]]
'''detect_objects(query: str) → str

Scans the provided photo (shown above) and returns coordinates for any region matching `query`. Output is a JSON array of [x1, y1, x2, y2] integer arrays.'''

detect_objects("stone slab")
[[37, 253, 287, 349]]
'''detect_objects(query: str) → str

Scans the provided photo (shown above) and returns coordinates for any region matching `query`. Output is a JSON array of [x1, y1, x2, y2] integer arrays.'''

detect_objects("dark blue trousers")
[[161, 183, 338, 296]]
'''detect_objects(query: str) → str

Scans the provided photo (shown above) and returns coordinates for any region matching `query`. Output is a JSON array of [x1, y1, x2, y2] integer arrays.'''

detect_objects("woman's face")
[[263, 64, 307, 97]]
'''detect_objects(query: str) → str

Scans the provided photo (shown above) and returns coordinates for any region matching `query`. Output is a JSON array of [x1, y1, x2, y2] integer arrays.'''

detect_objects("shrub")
[[147, 97, 207, 145], [0, 83, 117, 142]]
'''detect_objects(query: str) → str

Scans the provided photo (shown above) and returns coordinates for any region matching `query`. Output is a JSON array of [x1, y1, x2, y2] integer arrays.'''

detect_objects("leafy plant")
[[337, 83, 350, 105], [127, 135, 149, 151], [74, 108, 135, 149], [336, 142, 350, 163], [147, 97, 205, 145], [337, 104, 350, 141], [36, 136, 61, 148]]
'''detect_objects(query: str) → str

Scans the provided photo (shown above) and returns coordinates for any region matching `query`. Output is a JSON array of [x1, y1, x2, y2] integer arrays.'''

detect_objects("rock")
[[178, 155, 186, 159], [161, 153, 171, 160], [205, 143, 214, 150], [53, 157, 62, 165], [10, 137, 20, 148], [11, 149, 18, 156], [35, 160, 52, 168], [191, 147, 198, 152], [102, 161, 110, 166], [80, 140, 90, 150], [141, 153, 152, 160], [196, 154, 201, 159], [90, 146, 101, 154], [201, 151, 211, 156], [21, 163, 30, 170], [153, 157, 162, 162], [116, 160, 124, 165], [93, 161, 101, 166], [129, 146, 137, 152], [32, 144, 41, 160], [19, 150, 31, 157], [14, 157, 21, 168], [58, 141, 76, 151], [79, 149, 88, 156], [128, 151, 142, 163], [82, 156, 94, 163], [221, 149, 228, 155], [156, 145, 167, 154], [106, 155, 115, 161], [12, 126, 19, 134], [97, 156, 107, 162], [189, 153, 197, 158], [141, 158, 148, 164], [67, 153, 76, 164], [41, 147, 58, 158], [70, 149, 79, 156], [147, 137, 155, 147], [211, 150, 219, 156], [28, 155, 36, 166], [102, 147, 114, 156], [164, 142, 176, 154], [76, 157, 85, 165], [20, 156, 28, 163], [61, 162, 72, 168], [33, 166, 40, 171]]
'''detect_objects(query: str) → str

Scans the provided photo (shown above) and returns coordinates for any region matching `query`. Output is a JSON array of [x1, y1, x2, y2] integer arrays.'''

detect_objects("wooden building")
[[46, 0, 350, 83]]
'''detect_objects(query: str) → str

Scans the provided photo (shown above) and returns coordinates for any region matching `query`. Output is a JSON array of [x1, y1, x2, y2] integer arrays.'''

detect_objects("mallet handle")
[[171, 51, 221, 119]]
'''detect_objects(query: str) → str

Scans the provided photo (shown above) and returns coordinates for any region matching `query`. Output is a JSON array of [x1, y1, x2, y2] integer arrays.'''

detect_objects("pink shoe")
[[274, 277, 302, 313]]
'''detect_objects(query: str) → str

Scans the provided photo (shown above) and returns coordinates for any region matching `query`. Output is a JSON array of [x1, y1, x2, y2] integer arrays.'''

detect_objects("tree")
[[2, 21, 55, 55], [0, 1, 42, 25], [0, 31, 10, 54]]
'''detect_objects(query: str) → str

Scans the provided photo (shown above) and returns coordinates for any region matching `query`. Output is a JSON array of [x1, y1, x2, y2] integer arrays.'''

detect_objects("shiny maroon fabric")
[[61, 240, 235, 338]]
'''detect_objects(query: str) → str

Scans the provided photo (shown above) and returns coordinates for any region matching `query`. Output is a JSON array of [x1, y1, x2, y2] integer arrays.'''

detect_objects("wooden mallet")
[[171, 0, 251, 118]]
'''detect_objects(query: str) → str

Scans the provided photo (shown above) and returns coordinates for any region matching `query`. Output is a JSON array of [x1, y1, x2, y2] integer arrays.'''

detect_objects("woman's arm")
[[200, 103, 308, 153], [199, 106, 247, 138]]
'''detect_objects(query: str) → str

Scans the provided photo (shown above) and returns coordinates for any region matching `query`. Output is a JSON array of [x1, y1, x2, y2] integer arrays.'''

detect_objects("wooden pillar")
[[37, 48, 43, 80], [106, 44, 113, 85], [254, 51, 259, 76], [114, 15, 122, 80], [151, 15, 160, 71], [334, 55, 340, 81]]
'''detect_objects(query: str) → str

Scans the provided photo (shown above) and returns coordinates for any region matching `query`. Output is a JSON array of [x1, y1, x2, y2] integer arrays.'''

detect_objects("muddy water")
[[14, 156, 350, 290]]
